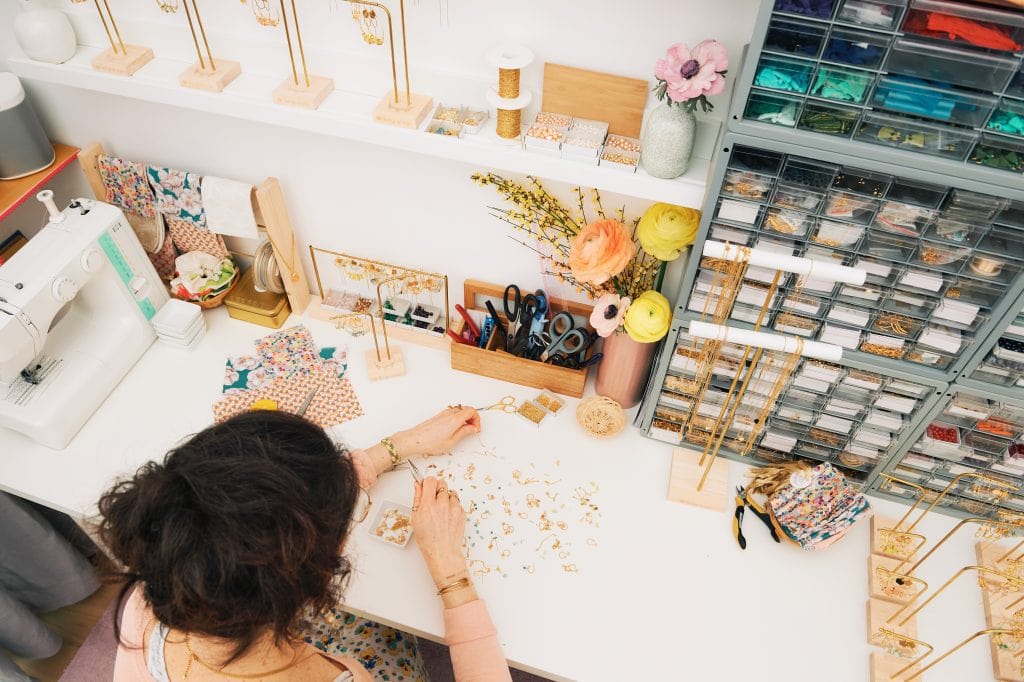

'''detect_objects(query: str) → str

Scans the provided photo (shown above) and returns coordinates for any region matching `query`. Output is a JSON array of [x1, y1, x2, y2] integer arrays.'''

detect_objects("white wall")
[[2, 0, 759, 306]]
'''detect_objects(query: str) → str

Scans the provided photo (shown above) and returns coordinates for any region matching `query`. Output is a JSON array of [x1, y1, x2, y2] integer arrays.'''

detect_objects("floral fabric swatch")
[[97, 155, 156, 218], [167, 217, 229, 259], [256, 326, 321, 377], [301, 607, 426, 682], [212, 371, 363, 430], [222, 346, 347, 394], [147, 166, 206, 228]]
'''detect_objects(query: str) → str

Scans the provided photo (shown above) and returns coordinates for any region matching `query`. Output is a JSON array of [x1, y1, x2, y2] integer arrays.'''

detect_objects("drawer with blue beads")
[[737, 0, 1024, 174]]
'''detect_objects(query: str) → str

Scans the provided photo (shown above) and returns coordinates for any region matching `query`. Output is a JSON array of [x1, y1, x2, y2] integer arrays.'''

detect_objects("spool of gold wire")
[[498, 67, 520, 98], [496, 108, 521, 139]]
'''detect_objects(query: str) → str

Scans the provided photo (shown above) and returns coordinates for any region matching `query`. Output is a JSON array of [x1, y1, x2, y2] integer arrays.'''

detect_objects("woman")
[[99, 406, 511, 681]]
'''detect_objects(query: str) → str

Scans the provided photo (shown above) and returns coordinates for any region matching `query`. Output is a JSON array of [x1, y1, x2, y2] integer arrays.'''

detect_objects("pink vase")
[[595, 330, 658, 409]]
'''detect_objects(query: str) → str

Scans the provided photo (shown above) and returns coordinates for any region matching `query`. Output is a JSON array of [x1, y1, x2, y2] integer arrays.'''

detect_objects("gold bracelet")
[[437, 577, 472, 596], [380, 437, 401, 470]]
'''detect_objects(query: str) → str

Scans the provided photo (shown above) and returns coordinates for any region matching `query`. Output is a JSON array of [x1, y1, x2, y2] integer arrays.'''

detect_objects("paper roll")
[[687, 321, 843, 362], [201, 176, 257, 239], [702, 240, 866, 286]]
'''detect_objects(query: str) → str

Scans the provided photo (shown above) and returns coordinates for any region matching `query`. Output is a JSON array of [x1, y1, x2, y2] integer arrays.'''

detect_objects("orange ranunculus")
[[568, 219, 636, 285]]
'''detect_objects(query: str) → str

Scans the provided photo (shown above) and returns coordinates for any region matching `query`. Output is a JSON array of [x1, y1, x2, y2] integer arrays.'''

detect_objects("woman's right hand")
[[412, 476, 469, 586]]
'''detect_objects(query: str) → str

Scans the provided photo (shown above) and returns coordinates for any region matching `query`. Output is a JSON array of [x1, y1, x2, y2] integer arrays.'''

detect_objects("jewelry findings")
[[244, 0, 280, 26]]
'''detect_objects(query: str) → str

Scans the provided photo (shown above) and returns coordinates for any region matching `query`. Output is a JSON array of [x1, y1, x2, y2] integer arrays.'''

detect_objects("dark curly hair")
[[97, 410, 360, 664]]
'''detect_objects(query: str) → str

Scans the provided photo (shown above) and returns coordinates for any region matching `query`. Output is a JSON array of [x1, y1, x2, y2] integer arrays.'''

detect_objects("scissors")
[[476, 395, 517, 413], [540, 312, 592, 362], [503, 284, 543, 354], [549, 352, 603, 369]]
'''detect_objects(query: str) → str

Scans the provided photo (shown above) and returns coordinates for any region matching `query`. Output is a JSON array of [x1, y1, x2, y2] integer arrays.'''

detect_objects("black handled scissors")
[[503, 284, 542, 353]]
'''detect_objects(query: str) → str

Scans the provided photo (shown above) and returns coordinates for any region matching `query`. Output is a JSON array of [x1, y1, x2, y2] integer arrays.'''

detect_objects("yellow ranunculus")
[[637, 202, 700, 261], [623, 290, 672, 343]]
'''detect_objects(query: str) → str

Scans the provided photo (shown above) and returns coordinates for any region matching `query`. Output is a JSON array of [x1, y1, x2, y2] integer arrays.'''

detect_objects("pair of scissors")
[[476, 395, 517, 413], [408, 458, 424, 482], [549, 352, 603, 369], [503, 284, 543, 354], [540, 312, 592, 362]]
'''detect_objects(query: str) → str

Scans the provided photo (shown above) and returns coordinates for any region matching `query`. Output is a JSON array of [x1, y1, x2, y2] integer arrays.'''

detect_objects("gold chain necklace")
[[264, 230, 300, 283], [182, 633, 309, 680]]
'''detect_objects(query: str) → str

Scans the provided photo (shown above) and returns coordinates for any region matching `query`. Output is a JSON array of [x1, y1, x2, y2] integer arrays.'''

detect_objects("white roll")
[[688, 321, 843, 362], [702, 240, 866, 286]]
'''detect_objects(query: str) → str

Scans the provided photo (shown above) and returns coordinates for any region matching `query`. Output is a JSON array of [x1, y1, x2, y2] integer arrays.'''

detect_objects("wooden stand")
[[273, 76, 334, 110], [91, 45, 153, 76], [868, 599, 918, 641], [373, 92, 433, 128], [870, 652, 922, 682], [667, 446, 729, 512], [871, 515, 926, 561], [992, 648, 1024, 682], [179, 59, 241, 92], [869, 555, 924, 605], [366, 347, 405, 381]]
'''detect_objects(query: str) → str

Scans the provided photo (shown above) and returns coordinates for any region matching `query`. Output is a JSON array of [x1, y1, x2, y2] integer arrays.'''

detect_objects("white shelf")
[[10, 49, 713, 207]]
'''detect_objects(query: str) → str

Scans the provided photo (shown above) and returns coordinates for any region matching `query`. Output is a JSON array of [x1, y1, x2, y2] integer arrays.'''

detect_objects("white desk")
[[0, 308, 1003, 681]]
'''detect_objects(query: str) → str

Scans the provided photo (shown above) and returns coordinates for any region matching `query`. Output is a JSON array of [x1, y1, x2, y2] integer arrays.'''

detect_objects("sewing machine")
[[0, 192, 169, 449]]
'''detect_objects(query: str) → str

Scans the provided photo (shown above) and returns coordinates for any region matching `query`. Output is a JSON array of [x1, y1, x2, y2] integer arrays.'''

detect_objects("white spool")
[[702, 240, 867, 286], [687, 321, 843, 362]]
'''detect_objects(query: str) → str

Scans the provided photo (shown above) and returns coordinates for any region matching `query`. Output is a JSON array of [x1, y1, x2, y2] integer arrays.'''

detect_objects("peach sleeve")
[[444, 600, 512, 681], [349, 449, 378, 489]]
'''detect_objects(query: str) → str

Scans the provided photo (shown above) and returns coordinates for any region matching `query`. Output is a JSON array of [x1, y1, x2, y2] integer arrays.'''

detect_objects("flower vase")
[[640, 105, 696, 180], [14, 0, 77, 65], [595, 330, 658, 409]]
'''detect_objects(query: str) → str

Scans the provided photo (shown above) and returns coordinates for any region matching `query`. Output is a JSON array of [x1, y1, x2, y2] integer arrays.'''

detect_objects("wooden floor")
[[7, 580, 121, 682]]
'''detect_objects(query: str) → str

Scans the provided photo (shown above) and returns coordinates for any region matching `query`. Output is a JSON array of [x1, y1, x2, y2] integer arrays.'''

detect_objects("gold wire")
[[498, 68, 520, 98], [496, 109, 521, 139]]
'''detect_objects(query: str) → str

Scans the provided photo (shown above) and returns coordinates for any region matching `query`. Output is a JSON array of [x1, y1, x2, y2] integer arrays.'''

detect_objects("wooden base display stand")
[[273, 76, 334, 110], [868, 555, 924, 605], [871, 515, 926, 561], [91, 45, 153, 76], [871, 651, 922, 682], [373, 93, 433, 128], [666, 447, 729, 512], [366, 347, 405, 381], [868, 599, 918, 641], [179, 60, 241, 92], [976, 542, 1024, 682]]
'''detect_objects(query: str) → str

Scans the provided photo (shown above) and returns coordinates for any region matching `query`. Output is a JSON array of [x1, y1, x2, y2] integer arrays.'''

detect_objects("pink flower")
[[590, 294, 631, 338], [654, 40, 728, 103]]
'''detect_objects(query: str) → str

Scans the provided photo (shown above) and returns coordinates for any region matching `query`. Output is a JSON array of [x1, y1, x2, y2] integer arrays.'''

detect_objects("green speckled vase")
[[640, 105, 696, 179]]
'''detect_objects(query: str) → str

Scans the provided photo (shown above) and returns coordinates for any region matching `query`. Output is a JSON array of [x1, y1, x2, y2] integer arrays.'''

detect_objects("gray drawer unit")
[[637, 315, 946, 488], [729, 0, 1024, 189], [870, 385, 1024, 519]]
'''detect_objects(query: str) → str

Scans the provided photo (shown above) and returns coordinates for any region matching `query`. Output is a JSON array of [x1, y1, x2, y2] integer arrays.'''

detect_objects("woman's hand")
[[412, 477, 470, 586], [391, 406, 481, 459]]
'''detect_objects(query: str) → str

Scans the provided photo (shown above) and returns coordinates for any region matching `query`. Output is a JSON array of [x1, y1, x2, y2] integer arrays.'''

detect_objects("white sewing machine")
[[0, 192, 169, 449]]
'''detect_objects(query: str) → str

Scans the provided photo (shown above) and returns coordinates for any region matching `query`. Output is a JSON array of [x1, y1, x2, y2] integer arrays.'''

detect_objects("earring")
[[246, 0, 280, 27], [155, 0, 179, 12]]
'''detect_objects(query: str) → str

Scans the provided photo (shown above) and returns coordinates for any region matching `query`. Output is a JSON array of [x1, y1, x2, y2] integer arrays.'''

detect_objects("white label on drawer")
[[866, 333, 905, 349], [793, 375, 831, 392], [718, 199, 759, 224], [829, 306, 870, 326], [855, 259, 892, 278], [875, 393, 916, 414], [900, 271, 944, 292], [934, 300, 980, 325], [918, 328, 962, 354]]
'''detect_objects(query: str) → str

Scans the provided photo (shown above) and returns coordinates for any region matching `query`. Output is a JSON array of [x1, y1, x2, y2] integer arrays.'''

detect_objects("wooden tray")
[[450, 279, 595, 398]]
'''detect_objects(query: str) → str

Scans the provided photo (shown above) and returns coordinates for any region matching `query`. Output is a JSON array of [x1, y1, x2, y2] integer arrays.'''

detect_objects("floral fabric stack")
[[767, 463, 871, 550], [212, 326, 362, 430]]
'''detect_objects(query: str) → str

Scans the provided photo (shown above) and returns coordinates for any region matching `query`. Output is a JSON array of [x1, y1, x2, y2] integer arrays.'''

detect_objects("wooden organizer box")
[[450, 279, 595, 398]]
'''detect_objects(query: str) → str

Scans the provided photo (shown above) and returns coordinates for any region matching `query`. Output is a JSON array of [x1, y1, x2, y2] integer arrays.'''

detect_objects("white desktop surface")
[[0, 307, 1000, 682]]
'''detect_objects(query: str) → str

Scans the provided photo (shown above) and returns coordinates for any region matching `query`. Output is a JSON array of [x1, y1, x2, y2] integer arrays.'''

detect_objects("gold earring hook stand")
[[361, 275, 406, 381], [870, 628, 934, 682], [88, 0, 154, 75], [270, 0, 334, 109], [872, 476, 930, 560], [178, 0, 241, 91]]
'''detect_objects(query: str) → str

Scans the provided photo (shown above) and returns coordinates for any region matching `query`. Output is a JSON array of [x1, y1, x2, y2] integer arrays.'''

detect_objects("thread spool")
[[498, 67, 520, 98], [486, 45, 534, 142], [496, 108, 521, 139]]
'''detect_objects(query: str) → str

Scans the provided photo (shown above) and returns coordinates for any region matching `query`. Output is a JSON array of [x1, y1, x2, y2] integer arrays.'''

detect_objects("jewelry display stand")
[[871, 476, 929, 560], [176, 0, 240, 92], [77, 142, 310, 315], [667, 447, 729, 512], [870, 629, 933, 682], [86, 0, 153, 76], [268, 0, 333, 109]]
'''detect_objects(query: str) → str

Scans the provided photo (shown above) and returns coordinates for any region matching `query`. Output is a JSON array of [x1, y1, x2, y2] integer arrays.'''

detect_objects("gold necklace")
[[182, 633, 309, 680]]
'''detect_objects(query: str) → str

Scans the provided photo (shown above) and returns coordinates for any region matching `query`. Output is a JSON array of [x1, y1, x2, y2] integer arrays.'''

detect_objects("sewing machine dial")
[[80, 249, 104, 273], [51, 277, 77, 303]]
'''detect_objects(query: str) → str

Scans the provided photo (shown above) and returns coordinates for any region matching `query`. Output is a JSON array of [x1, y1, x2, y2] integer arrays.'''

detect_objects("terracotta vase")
[[595, 330, 658, 409]]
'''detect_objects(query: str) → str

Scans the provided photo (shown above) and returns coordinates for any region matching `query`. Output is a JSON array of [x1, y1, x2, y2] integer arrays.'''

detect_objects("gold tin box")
[[224, 269, 291, 328]]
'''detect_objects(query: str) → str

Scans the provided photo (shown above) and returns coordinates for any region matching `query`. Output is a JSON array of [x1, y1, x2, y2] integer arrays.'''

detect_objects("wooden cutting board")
[[541, 63, 649, 137]]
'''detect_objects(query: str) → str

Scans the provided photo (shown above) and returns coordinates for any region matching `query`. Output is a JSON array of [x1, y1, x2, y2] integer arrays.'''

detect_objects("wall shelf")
[[0, 143, 79, 222], [9, 49, 713, 207]]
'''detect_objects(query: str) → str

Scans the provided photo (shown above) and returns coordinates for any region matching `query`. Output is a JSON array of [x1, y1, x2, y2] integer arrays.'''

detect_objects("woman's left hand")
[[391, 406, 481, 458]]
